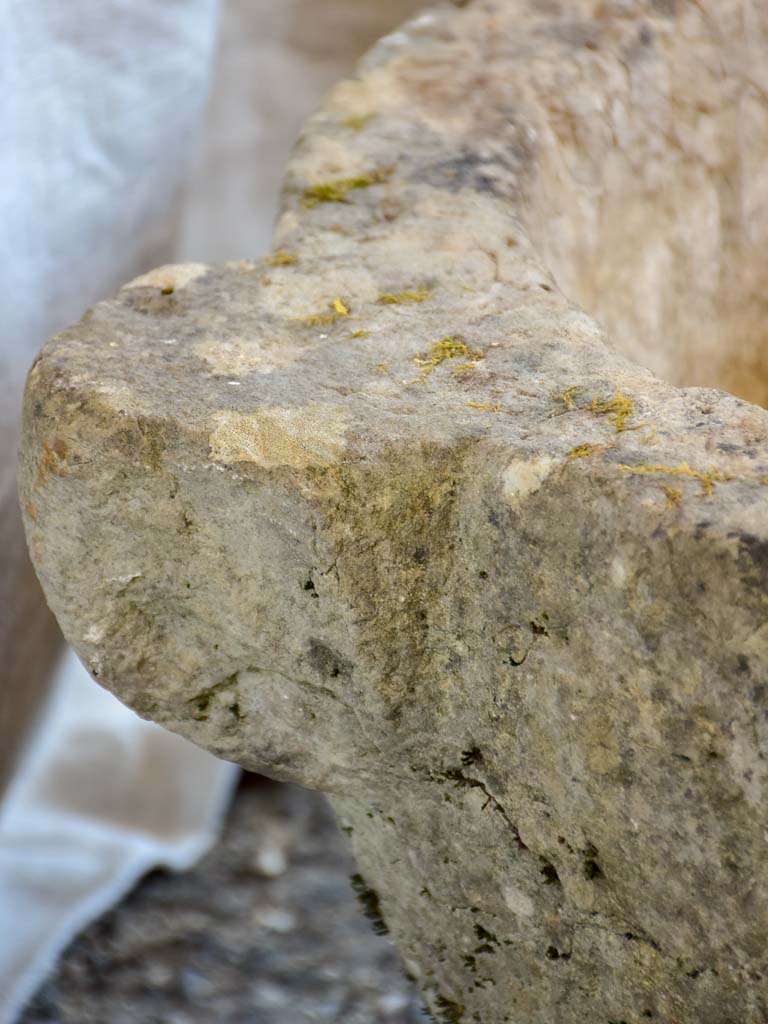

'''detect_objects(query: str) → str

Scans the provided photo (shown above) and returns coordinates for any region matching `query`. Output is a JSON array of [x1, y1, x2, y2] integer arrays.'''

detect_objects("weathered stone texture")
[[20, 2, 768, 1021]]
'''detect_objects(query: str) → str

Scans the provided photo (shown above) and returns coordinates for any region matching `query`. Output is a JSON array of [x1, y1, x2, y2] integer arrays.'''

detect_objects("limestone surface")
[[20, 2, 768, 1021]]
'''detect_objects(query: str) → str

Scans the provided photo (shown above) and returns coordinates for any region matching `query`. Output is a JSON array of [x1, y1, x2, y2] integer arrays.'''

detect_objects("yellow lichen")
[[413, 336, 484, 381], [375, 361, 390, 374], [293, 298, 350, 327], [453, 362, 480, 379], [351, 328, 370, 339], [556, 385, 586, 411], [377, 290, 431, 305], [662, 486, 684, 508], [341, 113, 373, 132], [588, 390, 641, 432], [36, 439, 69, 487], [556, 385, 645, 433], [618, 462, 732, 497], [301, 168, 392, 208], [467, 401, 501, 413], [263, 249, 298, 266], [567, 442, 614, 460]]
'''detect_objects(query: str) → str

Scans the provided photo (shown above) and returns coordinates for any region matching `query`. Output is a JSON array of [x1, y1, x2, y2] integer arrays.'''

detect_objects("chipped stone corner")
[[124, 263, 209, 292]]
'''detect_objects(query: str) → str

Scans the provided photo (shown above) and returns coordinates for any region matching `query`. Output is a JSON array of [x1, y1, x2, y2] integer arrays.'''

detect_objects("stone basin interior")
[[521, 14, 768, 410]]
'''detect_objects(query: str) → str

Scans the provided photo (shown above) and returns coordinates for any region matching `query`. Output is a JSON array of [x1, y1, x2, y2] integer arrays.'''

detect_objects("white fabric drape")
[[0, 651, 238, 1024]]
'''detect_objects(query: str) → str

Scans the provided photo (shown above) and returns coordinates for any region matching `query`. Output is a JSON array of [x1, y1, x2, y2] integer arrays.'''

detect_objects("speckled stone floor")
[[21, 774, 425, 1024]]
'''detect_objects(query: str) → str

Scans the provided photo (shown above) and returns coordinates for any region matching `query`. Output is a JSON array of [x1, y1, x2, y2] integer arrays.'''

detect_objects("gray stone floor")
[[22, 775, 425, 1024]]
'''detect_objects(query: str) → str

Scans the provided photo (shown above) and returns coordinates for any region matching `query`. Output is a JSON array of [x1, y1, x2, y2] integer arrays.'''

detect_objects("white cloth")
[[0, 650, 238, 1024], [1, 0, 221, 414]]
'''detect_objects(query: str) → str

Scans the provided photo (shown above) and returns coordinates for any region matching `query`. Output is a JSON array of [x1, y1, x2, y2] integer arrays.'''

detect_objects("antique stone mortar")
[[19, 1, 768, 1020]]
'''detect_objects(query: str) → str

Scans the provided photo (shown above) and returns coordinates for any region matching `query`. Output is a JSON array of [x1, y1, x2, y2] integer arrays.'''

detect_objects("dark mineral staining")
[[349, 873, 388, 935], [583, 843, 603, 880], [432, 994, 466, 1023], [193, 695, 209, 721], [413, 546, 428, 564], [420, 142, 531, 201], [737, 532, 768, 587], [545, 945, 571, 961], [306, 638, 351, 679], [540, 858, 561, 885], [474, 923, 499, 946]]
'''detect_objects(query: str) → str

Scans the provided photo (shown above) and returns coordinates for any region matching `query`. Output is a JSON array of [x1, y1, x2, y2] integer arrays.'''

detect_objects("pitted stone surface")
[[20, 2, 768, 1021]]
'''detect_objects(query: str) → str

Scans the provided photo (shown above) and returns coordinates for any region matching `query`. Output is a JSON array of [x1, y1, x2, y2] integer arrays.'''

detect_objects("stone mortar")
[[19, 2, 768, 1021]]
